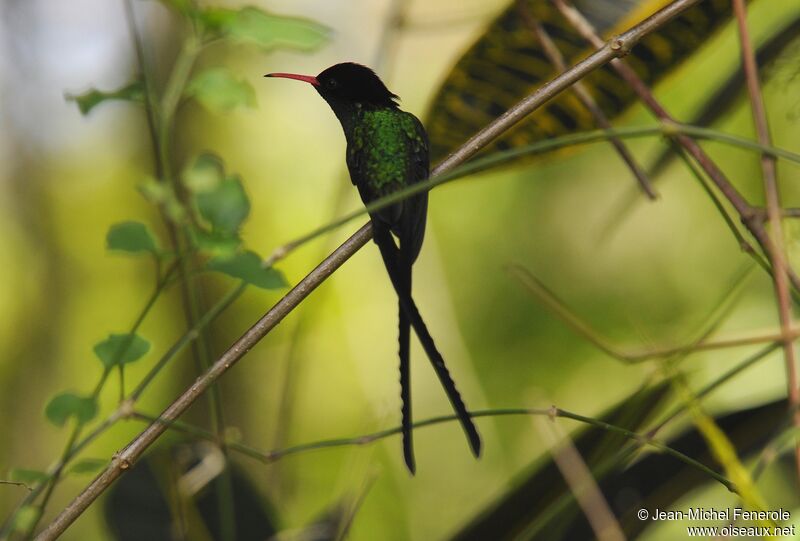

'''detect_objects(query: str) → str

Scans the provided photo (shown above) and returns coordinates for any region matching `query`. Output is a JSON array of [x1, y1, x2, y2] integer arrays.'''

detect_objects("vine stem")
[[0, 281, 245, 540], [142, 3, 236, 536], [130, 405, 734, 492], [35, 1, 709, 537], [8, 263, 176, 540]]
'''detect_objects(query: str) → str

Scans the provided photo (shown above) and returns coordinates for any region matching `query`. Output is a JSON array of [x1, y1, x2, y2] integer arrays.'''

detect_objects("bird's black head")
[[315, 63, 398, 107], [265, 62, 398, 109]]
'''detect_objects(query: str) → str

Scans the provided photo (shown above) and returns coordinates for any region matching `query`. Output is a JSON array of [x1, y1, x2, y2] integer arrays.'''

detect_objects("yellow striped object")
[[425, 0, 735, 162]]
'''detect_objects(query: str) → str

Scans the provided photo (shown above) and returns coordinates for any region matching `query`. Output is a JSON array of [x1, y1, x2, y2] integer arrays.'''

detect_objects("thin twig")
[[555, 407, 735, 491], [0, 481, 32, 492], [130, 282, 247, 401], [534, 412, 626, 541], [518, 0, 655, 199], [650, 343, 780, 434], [0, 411, 121, 538], [35, 226, 372, 540], [674, 374, 771, 520], [11, 262, 177, 539], [673, 146, 772, 274], [505, 264, 783, 362], [123, 0, 161, 179], [2, 275, 241, 534], [672, 144, 800, 307], [35, 2, 715, 536], [732, 0, 800, 483], [751, 421, 800, 482], [553, 0, 800, 296], [130, 406, 732, 491]]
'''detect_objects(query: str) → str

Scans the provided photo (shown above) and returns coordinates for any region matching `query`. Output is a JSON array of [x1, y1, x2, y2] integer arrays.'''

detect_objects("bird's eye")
[[327, 78, 338, 89]]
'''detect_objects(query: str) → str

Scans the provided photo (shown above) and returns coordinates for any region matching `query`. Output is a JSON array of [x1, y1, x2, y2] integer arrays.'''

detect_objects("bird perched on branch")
[[265, 62, 481, 473]]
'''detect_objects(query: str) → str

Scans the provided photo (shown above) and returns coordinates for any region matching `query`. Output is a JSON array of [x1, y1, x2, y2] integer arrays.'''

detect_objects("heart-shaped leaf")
[[199, 7, 330, 51], [45, 392, 98, 427], [93, 333, 151, 368]]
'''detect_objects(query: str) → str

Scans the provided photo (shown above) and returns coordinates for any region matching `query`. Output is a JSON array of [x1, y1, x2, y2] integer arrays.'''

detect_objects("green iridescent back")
[[346, 108, 427, 200]]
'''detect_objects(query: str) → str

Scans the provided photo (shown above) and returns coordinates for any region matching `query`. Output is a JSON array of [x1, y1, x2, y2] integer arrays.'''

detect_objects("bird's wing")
[[398, 112, 430, 264]]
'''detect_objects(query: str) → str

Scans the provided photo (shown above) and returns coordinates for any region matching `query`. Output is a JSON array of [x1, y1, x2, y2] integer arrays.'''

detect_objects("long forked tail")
[[372, 225, 482, 461]]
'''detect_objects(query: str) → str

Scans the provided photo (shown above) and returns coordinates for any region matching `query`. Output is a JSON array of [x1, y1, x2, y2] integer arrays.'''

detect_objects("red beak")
[[264, 72, 319, 86]]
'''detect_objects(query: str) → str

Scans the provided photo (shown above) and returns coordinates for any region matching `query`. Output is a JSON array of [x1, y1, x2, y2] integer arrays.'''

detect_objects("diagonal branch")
[[35, 1, 706, 537]]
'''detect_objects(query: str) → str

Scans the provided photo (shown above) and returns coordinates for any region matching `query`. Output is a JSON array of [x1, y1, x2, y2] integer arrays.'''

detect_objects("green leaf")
[[199, 7, 330, 51], [106, 221, 159, 254], [186, 156, 249, 251], [93, 333, 151, 368], [225, 7, 329, 51], [186, 68, 256, 113], [9, 469, 49, 485], [207, 251, 288, 290], [11, 505, 42, 533], [195, 176, 250, 236], [45, 392, 98, 427], [67, 458, 107, 475], [182, 153, 225, 193], [66, 80, 144, 116]]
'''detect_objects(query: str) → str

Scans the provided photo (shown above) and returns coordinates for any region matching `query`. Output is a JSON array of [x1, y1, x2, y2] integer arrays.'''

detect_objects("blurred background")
[[1, 0, 800, 539]]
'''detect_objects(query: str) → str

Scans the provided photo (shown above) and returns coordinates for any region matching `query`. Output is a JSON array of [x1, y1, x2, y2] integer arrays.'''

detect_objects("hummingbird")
[[265, 63, 481, 472]]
